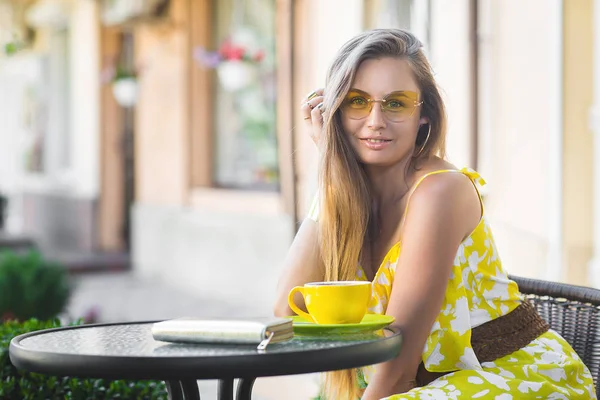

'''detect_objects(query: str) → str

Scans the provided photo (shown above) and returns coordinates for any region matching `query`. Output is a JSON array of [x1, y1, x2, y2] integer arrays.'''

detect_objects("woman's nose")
[[367, 103, 386, 130]]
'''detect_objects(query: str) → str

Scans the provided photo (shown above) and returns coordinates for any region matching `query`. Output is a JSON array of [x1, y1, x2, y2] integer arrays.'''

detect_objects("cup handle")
[[288, 286, 313, 322]]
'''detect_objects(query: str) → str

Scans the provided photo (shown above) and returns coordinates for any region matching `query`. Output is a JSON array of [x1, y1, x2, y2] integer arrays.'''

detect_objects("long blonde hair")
[[317, 29, 447, 400]]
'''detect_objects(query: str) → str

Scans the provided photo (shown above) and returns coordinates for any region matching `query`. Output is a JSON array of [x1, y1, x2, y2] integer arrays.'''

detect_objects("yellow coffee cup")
[[287, 281, 371, 324]]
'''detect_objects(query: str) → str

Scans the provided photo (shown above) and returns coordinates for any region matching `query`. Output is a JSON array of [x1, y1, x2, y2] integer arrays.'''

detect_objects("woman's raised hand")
[[301, 88, 326, 146]]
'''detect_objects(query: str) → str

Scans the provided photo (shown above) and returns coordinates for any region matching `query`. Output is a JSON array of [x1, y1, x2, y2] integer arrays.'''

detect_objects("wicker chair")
[[510, 275, 600, 392]]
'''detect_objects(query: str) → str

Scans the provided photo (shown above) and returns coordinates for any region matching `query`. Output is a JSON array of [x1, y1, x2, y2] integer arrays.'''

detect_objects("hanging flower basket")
[[111, 78, 138, 108], [217, 60, 258, 92], [193, 30, 265, 93], [102, 63, 142, 107]]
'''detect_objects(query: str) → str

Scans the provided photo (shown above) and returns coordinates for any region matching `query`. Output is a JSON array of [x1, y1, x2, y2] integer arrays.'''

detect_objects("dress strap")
[[307, 193, 320, 221], [460, 167, 487, 187]]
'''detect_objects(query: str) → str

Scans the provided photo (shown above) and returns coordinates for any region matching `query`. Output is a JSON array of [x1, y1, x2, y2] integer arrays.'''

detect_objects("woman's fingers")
[[301, 89, 324, 116], [301, 89, 325, 145], [303, 88, 324, 103]]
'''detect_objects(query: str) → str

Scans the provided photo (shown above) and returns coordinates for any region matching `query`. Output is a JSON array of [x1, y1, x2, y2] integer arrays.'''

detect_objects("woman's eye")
[[386, 100, 406, 109], [349, 97, 368, 106]]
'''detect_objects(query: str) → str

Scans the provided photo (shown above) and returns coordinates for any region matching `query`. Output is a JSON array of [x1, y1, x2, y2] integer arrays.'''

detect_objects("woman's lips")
[[359, 138, 392, 150]]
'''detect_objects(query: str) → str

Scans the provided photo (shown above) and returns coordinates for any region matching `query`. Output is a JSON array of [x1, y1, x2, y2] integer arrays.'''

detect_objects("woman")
[[273, 29, 595, 399]]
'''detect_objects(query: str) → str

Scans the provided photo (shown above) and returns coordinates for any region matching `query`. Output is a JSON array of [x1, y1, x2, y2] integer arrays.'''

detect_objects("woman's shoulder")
[[409, 158, 471, 195], [408, 169, 476, 212], [404, 159, 482, 233]]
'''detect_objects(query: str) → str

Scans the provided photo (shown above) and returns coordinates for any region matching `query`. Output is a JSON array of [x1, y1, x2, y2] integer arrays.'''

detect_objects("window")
[[23, 29, 71, 177], [212, 0, 279, 191], [364, 0, 430, 49]]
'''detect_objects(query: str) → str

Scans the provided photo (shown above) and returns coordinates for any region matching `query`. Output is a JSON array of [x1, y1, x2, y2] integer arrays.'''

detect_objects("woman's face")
[[340, 57, 427, 167]]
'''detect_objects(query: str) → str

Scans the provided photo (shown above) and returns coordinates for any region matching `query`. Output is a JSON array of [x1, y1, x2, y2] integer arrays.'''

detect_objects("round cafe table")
[[10, 321, 403, 400]]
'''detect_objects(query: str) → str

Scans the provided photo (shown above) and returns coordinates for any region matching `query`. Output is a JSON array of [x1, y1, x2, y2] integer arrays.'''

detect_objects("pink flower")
[[193, 38, 265, 68], [253, 50, 265, 62]]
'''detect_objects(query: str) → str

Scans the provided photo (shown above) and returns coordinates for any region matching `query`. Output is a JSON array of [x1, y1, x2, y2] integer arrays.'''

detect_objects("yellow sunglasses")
[[341, 89, 423, 122]]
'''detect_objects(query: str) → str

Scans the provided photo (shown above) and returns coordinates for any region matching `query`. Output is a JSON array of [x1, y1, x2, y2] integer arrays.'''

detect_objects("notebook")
[[151, 317, 294, 350]]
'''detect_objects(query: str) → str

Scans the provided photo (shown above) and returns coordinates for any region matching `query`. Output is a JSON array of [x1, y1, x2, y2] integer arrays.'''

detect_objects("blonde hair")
[[317, 29, 447, 400]]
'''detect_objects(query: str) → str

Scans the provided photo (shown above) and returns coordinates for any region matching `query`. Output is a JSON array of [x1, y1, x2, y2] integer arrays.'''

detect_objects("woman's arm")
[[273, 218, 325, 317], [362, 173, 481, 399]]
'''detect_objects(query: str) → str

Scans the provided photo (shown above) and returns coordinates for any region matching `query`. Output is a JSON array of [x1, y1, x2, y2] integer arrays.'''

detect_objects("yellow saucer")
[[290, 314, 395, 335]]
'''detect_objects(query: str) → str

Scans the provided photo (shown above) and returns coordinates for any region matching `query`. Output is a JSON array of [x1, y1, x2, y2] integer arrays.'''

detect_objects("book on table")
[[151, 317, 293, 350]]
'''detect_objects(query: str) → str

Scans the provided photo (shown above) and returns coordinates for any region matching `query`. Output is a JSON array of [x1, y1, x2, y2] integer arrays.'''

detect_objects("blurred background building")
[[0, 0, 599, 316]]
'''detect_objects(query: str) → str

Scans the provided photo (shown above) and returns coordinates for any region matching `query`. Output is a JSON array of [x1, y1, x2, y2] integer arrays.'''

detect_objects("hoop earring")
[[414, 123, 431, 157]]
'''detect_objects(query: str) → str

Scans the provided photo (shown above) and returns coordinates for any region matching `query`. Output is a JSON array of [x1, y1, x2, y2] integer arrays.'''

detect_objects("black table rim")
[[9, 320, 403, 381]]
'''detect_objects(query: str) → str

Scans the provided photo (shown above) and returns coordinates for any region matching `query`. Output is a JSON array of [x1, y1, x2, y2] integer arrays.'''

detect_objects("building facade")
[[0, 0, 599, 312]]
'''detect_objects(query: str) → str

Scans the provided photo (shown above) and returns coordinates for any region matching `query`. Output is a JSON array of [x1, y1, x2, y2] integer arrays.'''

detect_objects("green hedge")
[[0, 250, 70, 321], [1, 318, 168, 399]]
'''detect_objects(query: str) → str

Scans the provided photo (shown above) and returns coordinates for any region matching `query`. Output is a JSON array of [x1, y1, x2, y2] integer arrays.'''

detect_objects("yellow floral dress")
[[310, 168, 596, 399]]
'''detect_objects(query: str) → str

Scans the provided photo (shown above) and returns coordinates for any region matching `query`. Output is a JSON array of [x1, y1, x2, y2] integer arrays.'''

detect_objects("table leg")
[[169, 378, 254, 400], [236, 378, 256, 400], [181, 380, 201, 400], [217, 379, 234, 400], [166, 380, 201, 400], [166, 381, 184, 400]]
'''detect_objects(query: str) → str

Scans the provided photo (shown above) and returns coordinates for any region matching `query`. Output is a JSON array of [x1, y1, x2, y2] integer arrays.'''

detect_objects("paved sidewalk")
[[65, 271, 320, 400]]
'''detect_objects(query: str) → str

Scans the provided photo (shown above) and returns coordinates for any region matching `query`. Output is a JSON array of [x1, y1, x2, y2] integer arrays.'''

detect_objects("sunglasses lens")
[[382, 92, 419, 122], [342, 93, 371, 119]]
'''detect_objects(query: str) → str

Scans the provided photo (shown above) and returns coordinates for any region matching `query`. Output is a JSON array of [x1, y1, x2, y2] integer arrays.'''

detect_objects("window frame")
[[187, 0, 296, 218]]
